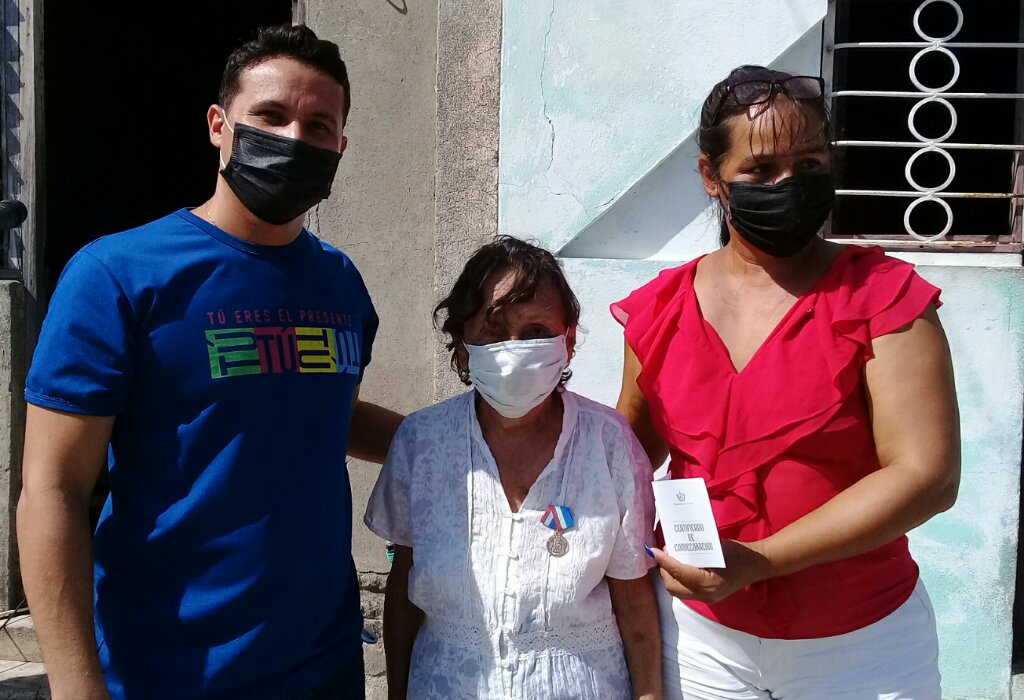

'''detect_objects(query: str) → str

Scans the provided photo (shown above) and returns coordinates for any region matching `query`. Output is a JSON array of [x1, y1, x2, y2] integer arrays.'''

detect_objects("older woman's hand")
[[650, 540, 771, 605]]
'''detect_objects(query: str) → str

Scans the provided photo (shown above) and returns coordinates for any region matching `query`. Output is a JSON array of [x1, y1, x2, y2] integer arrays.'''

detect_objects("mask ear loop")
[[218, 107, 234, 170], [717, 178, 733, 221], [557, 334, 572, 393], [218, 106, 235, 134], [459, 340, 472, 385]]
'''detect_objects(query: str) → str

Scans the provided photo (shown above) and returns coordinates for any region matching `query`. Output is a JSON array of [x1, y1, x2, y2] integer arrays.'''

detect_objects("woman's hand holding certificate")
[[650, 478, 772, 605]]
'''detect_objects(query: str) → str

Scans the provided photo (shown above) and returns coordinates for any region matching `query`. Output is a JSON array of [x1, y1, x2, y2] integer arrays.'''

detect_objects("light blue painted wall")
[[500, 3, 1024, 698], [912, 267, 1024, 699], [500, 0, 826, 259]]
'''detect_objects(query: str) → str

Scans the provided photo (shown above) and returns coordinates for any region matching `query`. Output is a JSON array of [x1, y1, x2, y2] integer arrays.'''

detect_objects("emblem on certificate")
[[540, 504, 574, 558]]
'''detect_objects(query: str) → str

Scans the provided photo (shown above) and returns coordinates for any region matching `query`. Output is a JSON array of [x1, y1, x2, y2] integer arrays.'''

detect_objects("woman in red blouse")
[[613, 65, 960, 699]]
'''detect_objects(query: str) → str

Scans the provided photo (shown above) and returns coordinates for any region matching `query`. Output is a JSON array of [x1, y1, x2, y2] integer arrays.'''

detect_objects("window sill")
[[887, 251, 1022, 268], [828, 239, 1023, 267]]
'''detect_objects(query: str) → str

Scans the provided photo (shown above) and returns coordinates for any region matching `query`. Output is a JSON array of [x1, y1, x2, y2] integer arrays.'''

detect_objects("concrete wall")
[[432, 0, 502, 402], [0, 281, 24, 614], [305, 2, 439, 696], [500, 3, 1024, 698]]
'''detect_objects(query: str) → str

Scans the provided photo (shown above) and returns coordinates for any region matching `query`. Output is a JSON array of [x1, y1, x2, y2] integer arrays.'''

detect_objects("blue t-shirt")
[[25, 209, 378, 699]]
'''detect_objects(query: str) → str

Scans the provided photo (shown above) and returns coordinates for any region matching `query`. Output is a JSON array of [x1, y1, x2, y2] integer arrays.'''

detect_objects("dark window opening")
[[44, 1, 294, 298]]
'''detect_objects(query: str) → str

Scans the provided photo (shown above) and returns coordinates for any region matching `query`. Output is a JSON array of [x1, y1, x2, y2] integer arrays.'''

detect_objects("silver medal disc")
[[546, 532, 569, 557]]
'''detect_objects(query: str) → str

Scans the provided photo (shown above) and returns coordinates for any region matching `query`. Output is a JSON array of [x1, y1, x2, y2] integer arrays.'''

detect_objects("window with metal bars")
[[825, 0, 1023, 252]]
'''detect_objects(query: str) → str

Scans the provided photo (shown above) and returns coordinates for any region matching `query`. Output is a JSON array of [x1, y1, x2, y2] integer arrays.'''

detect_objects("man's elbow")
[[16, 481, 89, 533], [16, 487, 50, 553], [16, 484, 49, 527], [15, 489, 32, 537]]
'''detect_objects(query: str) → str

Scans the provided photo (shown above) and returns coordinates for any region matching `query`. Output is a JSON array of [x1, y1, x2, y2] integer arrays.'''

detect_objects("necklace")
[[200, 203, 218, 230]]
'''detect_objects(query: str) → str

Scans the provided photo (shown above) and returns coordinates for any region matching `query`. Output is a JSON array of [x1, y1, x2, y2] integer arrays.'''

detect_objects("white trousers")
[[657, 577, 941, 700]]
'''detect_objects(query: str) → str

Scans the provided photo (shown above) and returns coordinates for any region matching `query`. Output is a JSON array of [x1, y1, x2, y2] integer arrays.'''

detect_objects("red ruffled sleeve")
[[830, 246, 942, 345], [610, 260, 699, 369], [820, 247, 942, 390]]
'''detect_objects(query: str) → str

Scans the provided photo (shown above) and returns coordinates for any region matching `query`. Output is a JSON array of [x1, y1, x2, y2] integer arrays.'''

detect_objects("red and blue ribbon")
[[540, 504, 574, 531]]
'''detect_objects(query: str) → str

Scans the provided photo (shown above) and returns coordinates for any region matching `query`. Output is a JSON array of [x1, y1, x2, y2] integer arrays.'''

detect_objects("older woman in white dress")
[[365, 236, 661, 699]]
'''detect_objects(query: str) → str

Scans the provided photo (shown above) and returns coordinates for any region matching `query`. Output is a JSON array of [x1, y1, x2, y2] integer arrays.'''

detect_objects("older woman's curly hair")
[[433, 236, 581, 386]]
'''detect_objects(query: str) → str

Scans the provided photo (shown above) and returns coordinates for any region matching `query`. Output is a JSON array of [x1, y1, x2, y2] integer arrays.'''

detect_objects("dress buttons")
[[508, 550, 520, 560]]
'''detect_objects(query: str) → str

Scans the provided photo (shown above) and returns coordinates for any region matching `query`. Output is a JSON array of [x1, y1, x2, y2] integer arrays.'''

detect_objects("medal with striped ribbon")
[[540, 504, 574, 557]]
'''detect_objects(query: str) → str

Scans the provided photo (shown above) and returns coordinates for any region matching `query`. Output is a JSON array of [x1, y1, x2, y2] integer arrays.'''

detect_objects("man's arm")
[[347, 385, 404, 464], [17, 405, 113, 700], [382, 545, 423, 700]]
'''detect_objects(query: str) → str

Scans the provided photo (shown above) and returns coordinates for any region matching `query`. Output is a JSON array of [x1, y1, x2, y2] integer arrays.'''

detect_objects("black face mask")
[[724, 173, 836, 257], [220, 122, 343, 226]]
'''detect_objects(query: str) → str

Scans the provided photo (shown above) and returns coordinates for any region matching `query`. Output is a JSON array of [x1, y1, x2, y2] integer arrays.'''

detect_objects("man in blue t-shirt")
[[17, 25, 403, 700]]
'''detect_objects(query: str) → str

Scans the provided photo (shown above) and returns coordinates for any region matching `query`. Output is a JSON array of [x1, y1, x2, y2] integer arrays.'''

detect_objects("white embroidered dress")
[[365, 390, 655, 699]]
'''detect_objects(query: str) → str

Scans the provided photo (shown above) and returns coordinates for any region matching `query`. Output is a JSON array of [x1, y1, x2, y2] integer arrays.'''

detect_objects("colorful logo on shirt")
[[205, 325, 362, 379]]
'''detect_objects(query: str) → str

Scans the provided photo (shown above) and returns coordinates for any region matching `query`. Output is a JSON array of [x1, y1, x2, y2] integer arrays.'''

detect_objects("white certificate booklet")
[[652, 478, 726, 568]]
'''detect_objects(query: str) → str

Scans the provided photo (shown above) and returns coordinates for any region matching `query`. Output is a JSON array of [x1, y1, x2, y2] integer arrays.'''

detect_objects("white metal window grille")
[[824, 0, 1024, 252]]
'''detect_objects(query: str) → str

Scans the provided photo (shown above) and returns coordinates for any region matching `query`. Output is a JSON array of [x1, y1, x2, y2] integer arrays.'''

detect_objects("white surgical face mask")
[[465, 335, 569, 419]]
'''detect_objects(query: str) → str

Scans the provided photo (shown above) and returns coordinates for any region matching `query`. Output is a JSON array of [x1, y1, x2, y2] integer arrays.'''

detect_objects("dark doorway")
[[44, 0, 294, 298], [43, 1, 293, 528]]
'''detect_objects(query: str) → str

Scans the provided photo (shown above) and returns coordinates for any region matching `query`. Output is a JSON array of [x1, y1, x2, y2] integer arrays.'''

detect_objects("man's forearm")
[[348, 401, 404, 464], [17, 488, 109, 700]]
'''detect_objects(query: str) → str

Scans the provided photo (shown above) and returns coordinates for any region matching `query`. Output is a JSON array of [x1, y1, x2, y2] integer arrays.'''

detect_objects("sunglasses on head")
[[712, 76, 825, 123]]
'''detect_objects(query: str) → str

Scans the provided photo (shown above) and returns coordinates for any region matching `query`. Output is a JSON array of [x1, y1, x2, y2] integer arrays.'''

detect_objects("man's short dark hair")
[[219, 24, 351, 120]]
